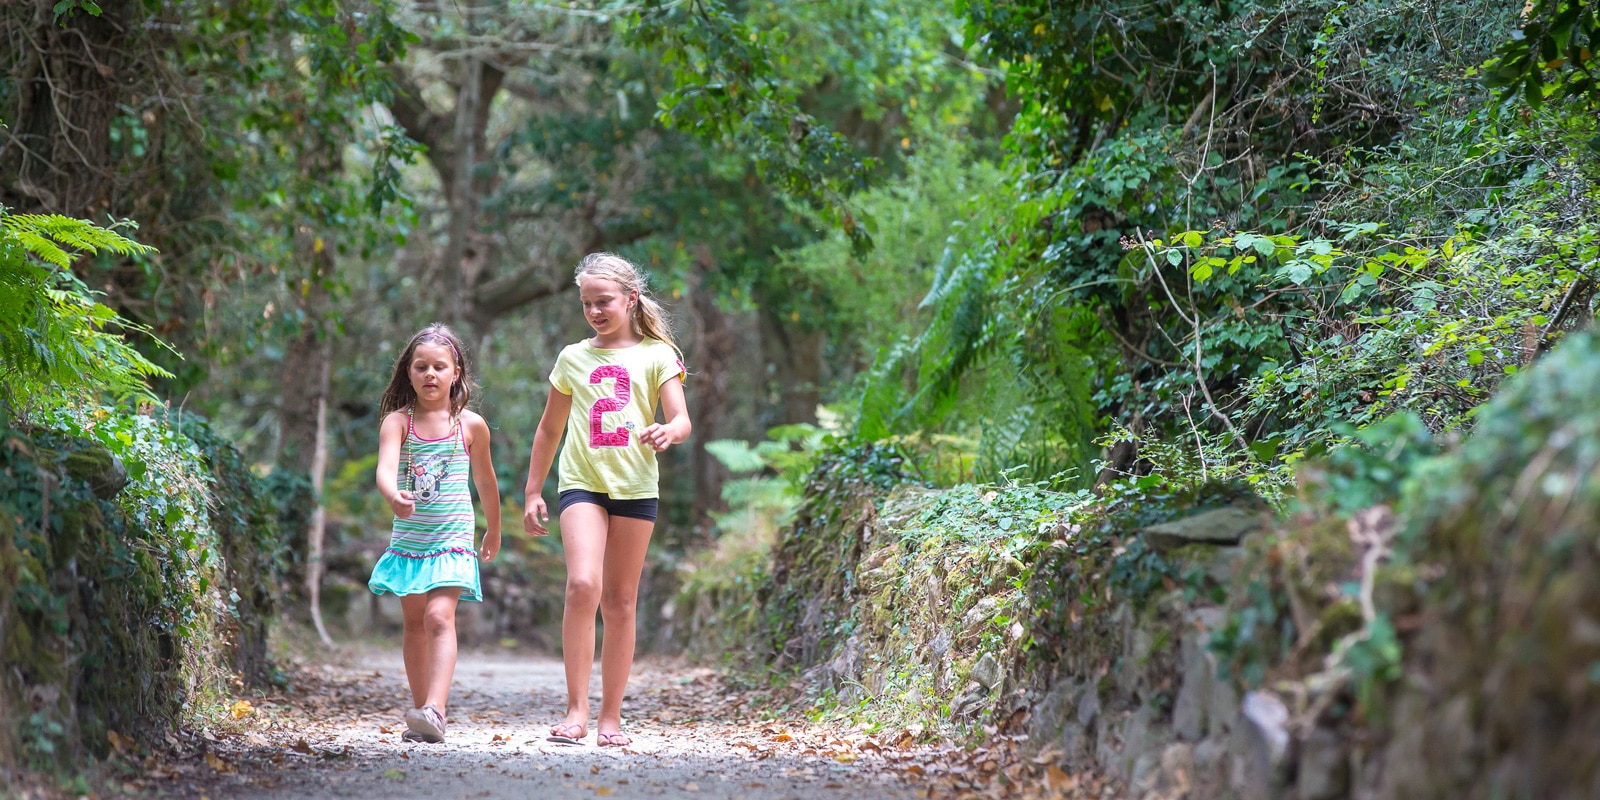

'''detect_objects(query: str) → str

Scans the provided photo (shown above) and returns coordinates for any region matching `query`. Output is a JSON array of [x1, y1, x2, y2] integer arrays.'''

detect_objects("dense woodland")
[[9, 0, 1593, 528], [3, 0, 1600, 794]]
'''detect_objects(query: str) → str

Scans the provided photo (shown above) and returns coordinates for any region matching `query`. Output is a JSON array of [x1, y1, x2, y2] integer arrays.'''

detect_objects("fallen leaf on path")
[[230, 700, 255, 719], [1046, 763, 1077, 792], [682, 782, 699, 791]]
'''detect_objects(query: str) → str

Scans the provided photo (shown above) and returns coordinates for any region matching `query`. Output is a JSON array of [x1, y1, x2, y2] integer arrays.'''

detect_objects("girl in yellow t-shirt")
[[522, 252, 690, 748]]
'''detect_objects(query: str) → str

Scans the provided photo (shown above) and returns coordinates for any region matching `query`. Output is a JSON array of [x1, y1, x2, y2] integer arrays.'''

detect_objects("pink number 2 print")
[[587, 365, 633, 447]]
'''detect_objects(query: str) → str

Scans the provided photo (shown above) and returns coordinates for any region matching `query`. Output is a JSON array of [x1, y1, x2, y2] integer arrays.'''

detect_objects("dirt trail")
[[175, 648, 926, 800]]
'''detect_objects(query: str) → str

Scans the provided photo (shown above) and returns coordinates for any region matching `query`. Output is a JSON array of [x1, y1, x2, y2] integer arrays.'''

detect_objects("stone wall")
[[0, 414, 291, 778], [672, 333, 1600, 799]]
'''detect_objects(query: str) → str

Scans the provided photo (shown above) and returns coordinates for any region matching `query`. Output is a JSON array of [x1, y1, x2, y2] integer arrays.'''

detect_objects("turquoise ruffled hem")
[[368, 547, 482, 603]]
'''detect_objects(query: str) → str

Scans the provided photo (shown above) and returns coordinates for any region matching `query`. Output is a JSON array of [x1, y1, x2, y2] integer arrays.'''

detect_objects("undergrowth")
[[0, 404, 293, 778]]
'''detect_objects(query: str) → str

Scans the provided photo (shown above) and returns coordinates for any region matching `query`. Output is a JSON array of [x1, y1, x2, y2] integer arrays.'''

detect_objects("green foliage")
[[850, 177, 1102, 485], [776, 140, 1006, 377], [631, 0, 876, 250], [1484, 0, 1600, 118], [1303, 414, 1439, 514], [2, 0, 419, 400], [1, 407, 287, 773], [630, 0, 991, 252], [36, 406, 218, 640], [704, 423, 830, 534], [0, 211, 171, 406], [904, 483, 1088, 548], [837, 0, 1532, 488]]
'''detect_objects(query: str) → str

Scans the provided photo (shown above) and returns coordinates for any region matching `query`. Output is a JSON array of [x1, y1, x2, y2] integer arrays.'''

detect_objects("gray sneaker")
[[404, 704, 446, 743]]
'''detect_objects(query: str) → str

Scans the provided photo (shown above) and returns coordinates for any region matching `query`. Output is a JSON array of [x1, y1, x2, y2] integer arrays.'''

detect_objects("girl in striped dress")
[[369, 324, 501, 744]]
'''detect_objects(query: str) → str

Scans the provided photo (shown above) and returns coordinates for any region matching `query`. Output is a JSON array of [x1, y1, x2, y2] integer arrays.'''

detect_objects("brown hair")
[[574, 252, 681, 357], [379, 323, 477, 419]]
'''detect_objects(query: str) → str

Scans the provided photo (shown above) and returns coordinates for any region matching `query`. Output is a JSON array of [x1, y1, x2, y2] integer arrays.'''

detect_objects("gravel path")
[[184, 649, 926, 800]]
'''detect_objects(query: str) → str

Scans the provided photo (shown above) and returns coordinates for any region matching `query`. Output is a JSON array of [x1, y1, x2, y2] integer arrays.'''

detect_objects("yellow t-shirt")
[[549, 337, 686, 499]]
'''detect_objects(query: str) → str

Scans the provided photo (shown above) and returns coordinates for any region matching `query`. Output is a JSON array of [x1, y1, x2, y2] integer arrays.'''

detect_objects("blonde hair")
[[575, 252, 681, 356]]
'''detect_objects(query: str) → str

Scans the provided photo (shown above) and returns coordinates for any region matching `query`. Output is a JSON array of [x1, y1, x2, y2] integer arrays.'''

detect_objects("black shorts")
[[557, 489, 659, 522]]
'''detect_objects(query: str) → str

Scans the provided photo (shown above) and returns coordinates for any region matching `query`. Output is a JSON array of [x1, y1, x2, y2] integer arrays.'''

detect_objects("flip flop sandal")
[[547, 722, 587, 745], [596, 732, 632, 748]]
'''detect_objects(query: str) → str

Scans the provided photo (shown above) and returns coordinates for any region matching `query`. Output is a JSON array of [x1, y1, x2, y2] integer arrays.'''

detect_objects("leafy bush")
[[1, 408, 287, 772], [0, 206, 291, 772]]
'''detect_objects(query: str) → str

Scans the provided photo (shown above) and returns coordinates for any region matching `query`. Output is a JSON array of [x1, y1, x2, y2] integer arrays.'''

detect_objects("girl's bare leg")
[[559, 502, 610, 731], [596, 514, 654, 735], [421, 587, 463, 712], [399, 594, 431, 708]]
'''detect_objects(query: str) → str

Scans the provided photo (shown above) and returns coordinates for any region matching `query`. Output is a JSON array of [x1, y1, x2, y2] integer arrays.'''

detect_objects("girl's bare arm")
[[641, 375, 691, 451], [376, 412, 415, 519], [523, 386, 572, 536], [465, 413, 501, 560]]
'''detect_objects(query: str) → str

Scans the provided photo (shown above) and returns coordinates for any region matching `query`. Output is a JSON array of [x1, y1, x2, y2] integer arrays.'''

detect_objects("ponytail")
[[632, 294, 679, 355], [575, 252, 682, 360]]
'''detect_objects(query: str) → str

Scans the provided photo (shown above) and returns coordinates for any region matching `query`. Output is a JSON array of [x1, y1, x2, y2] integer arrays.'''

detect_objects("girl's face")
[[408, 342, 460, 406], [579, 275, 636, 338]]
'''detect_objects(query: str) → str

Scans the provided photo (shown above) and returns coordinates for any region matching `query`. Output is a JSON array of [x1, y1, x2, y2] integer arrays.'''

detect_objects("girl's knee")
[[599, 589, 636, 619], [566, 576, 601, 607], [422, 604, 456, 636]]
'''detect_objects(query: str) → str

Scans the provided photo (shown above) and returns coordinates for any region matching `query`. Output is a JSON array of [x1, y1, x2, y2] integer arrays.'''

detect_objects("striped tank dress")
[[367, 409, 482, 602]]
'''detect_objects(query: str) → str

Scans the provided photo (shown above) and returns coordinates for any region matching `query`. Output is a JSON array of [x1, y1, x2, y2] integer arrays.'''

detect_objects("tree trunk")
[[306, 356, 334, 646], [275, 292, 332, 472], [0, 0, 125, 216], [759, 311, 824, 426], [440, 3, 482, 326], [688, 278, 735, 535], [275, 119, 337, 625]]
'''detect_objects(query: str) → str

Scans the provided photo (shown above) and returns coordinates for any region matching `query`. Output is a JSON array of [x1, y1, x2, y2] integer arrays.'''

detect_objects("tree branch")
[[472, 264, 571, 321], [386, 66, 456, 187]]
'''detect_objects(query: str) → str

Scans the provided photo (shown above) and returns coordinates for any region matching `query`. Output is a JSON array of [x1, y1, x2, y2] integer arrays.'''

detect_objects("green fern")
[[853, 235, 1098, 487], [3, 212, 155, 267], [0, 208, 173, 408]]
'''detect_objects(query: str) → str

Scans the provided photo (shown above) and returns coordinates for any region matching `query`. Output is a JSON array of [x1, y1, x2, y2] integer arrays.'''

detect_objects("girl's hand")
[[479, 529, 501, 562], [524, 496, 550, 537], [640, 423, 673, 452], [388, 490, 416, 519]]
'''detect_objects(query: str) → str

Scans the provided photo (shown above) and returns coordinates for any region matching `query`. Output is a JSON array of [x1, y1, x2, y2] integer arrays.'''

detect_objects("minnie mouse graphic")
[[411, 452, 450, 504]]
